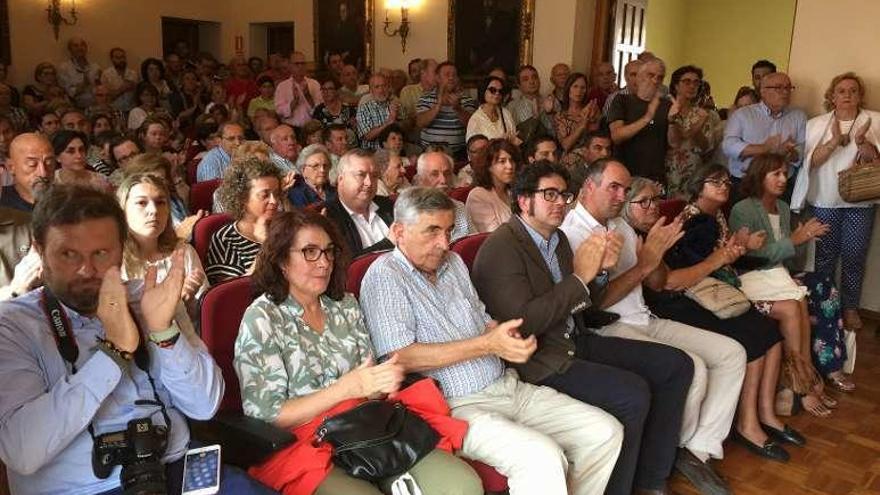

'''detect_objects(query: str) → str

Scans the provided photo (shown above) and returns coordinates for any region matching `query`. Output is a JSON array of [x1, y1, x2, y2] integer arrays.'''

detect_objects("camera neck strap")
[[40, 287, 172, 434]]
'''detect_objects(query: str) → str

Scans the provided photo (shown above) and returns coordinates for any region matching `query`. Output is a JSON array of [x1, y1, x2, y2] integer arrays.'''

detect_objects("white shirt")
[[466, 106, 517, 142], [100, 66, 138, 111], [342, 200, 390, 248], [560, 202, 651, 326]]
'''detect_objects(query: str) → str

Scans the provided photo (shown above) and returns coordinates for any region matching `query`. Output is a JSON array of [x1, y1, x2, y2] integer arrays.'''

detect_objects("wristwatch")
[[595, 270, 610, 287]]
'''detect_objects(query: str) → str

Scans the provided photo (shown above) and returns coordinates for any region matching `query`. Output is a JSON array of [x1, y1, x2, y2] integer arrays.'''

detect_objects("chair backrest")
[[404, 164, 417, 182], [451, 232, 490, 272], [192, 213, 233, 265], [345, 250, 390, 299], [448, 186, 473, 203], [199, 276, 255, 413], [190, 178, 222, 213], [659, 198, 686, 220], [187, 158, 202, 186]]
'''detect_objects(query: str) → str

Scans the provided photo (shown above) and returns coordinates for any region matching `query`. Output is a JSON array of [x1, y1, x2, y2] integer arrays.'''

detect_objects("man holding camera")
[[0, 186, 272, 494]]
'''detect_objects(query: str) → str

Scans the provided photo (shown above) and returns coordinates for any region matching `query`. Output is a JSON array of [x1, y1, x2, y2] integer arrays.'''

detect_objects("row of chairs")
[[195, 232, 507, 492]]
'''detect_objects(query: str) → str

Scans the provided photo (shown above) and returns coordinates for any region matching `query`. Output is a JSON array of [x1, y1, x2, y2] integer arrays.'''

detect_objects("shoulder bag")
[[684, 276, 751, 319]]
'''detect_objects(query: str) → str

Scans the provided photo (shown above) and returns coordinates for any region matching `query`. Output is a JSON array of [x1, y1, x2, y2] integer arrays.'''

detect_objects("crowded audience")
[[0, 32, 872, 495]]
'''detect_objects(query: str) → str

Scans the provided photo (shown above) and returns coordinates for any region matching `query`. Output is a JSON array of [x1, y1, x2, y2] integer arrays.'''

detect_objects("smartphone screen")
[[182, 447, 220, 494]]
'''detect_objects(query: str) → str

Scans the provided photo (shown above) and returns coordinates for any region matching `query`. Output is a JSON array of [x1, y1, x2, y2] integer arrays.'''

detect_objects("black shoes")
[[731, 429, 790, 462], [674, 448, 732, 495], [761, 423, 806, 447]]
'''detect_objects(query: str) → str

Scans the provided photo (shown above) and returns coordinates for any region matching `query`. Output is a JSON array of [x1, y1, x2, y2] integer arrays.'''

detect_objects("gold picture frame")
[[313, 0, 375, 73], [447, 0, 536, 83]]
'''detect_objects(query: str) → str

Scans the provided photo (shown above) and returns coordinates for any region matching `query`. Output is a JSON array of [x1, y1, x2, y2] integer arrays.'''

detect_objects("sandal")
[[820, 392, 838, 409], [827, 373, 856, 392], [801, 393, 832, 417]]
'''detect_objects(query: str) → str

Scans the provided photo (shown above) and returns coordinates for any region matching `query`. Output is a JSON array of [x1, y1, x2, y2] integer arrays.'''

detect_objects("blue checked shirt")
[[356, 98, 396, 150], [195, 146, 232, 182], [722, 102, 806, 178], [360, 249, 503, 398]]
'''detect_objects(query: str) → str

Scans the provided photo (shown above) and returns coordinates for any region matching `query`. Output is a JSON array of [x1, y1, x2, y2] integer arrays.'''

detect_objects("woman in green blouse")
[[234, 209, 482, 495]]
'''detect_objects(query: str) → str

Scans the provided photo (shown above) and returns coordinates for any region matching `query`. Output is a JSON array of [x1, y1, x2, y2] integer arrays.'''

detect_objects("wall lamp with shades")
[[383, 0, 416, 53], [47, 0, 78, 40]]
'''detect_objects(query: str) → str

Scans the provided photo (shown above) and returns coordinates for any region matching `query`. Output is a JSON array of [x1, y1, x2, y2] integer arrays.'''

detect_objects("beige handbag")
[[838, 145, 880, 202], [684, 277, 751, 319]]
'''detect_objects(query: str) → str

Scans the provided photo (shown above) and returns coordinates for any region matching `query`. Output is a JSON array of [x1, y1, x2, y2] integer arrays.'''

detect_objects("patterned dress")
[[665, 107, 721, 199], [234, 293, 374, 422], [553, 111, 591, 169]]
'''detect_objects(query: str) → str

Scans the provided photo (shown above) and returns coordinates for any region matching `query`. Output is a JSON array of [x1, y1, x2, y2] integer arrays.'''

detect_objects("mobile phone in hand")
[[182, 444, 221, 495]]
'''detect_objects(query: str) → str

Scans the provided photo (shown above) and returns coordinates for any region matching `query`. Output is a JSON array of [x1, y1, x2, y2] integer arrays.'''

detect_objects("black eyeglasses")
[[295, 246, 338, 262], [486, 87, 507, 95], [534, 188, 575, 204], [704, 178, 732, 188], [629, 195, 664, 209]]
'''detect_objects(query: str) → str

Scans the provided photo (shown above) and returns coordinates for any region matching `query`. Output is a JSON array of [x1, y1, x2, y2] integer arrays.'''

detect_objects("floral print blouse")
[[234, 292, 374, 422]]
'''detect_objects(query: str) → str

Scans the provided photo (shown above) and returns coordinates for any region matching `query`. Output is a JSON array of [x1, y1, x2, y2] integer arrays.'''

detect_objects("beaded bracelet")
[[96, 337, 134, 361]]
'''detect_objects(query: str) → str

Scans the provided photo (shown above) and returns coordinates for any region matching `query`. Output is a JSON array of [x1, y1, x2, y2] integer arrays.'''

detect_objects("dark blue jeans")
[[97, 458, 277, 495]]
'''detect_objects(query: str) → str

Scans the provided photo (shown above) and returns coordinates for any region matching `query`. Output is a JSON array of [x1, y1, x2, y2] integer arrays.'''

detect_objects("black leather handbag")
[[316, 400, 440, 481]]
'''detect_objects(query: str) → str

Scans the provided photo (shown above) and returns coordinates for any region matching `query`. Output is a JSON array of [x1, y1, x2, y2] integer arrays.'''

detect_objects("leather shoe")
[[761, 423, 806, 447], [732, 429, 790, 462], [674, 448, 731, 495]]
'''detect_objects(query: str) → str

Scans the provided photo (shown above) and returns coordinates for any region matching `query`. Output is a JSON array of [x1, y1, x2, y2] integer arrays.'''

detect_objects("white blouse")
[[466, 106, 518, 142], [793, 109, 880, 209]]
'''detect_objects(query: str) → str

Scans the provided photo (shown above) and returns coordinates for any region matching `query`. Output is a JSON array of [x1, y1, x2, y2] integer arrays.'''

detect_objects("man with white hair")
[[412, 150, 474, 240], [608, 57, 678, 184], [360, 187, 623, 495], [323, 149, 394, 256], [267, 123, 298, 174]]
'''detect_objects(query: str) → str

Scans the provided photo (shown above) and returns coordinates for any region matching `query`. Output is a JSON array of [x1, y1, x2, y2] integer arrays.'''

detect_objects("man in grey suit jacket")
[[472, 161, 697, 495]]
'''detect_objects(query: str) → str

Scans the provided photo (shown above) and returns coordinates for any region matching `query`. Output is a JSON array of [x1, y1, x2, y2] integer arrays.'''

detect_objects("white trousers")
[[448, 370, 623, 495], [596, 318, 746, 459]]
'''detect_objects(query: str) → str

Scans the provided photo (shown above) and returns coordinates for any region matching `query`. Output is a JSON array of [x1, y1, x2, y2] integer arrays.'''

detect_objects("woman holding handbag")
[[792, 72, 880, 332], [627, 173, 794, 461], [234, 209, 482, 495], [731, 153, 853, 413]]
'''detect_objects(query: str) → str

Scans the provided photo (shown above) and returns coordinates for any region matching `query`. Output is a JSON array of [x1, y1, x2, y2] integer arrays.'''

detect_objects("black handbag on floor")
[[316, 400, 440, 481]]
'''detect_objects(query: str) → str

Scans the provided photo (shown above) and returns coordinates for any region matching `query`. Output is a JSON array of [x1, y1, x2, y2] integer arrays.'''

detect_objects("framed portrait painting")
[[314, 0, 375, 73], [448, 0, 535, 83]]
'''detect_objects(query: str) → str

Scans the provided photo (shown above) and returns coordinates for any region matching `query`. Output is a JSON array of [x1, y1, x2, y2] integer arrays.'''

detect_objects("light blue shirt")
[[269, 150, 296, 175], [722, 102, 807, 178], [196, 146, 232, 182], [360, 249, 502, 398], [0, 286, 224, 495]]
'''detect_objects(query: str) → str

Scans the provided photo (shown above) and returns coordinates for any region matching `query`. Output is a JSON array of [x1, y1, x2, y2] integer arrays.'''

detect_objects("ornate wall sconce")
[[383, 0, 413, 53], [47, 0, 78, 40]]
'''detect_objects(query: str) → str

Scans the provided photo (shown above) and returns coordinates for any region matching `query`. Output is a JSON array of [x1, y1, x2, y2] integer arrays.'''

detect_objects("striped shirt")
[[205, 222, 261, 284], [356, 98, 396, 150], [416, 89, 477, 153], [196, 147, 232, 183], [360, 249, 503, 399]]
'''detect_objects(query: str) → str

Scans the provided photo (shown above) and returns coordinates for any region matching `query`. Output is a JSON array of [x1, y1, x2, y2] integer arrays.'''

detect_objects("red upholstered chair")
[[659, 198, 686, 220], [344, 248, 509, 492], [404, 163, 417, 182], [345, 250, 390, 298], [186, 158, 202, 185], [448, 186, 473, 203], [450, 232, 490, 272], [192, 276, 294, 466], [192, 213, 232, 265], [190, 178, 222, 213]]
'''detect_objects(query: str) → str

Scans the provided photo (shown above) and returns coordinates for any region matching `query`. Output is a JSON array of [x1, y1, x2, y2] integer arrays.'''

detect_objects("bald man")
[[274, 51, 322, 127], [0, 133, 55, 212], [57, 37, 102, 108]]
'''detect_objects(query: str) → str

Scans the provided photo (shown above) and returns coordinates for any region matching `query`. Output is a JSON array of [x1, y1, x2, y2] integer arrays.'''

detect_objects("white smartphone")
[[181, 444, 222, 495]]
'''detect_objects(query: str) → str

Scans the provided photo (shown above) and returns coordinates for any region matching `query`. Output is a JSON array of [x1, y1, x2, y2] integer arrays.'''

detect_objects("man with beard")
[[0, 133, 55, 212], [100, 47, 138, 113], [0, 185, 273, 494], [411, 150, 474, 240]]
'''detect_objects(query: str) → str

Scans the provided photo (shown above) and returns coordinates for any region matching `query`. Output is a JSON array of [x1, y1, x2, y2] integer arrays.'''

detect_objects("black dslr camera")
[[92, 418, 169, 495]]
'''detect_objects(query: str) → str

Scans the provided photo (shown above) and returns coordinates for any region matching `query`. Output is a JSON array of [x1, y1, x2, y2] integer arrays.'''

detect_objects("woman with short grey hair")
[[289, 144, 336, 207]]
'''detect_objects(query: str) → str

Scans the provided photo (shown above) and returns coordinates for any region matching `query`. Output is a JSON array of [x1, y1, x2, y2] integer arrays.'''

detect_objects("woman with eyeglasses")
[[288, 144, 336, 208], [792, 72, 879, 334], [553, 72, 601, 170], [730, 153, 853, 404], [466, 138, 522, 232], [627, 174, 793, 462], [666, 66, 722, 199], [234, 209, 482, 495], [466, 76, 519, 145], [22, 62, 61, 120], [206, 158, 282, 284], [312, 76, 357, 130]]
